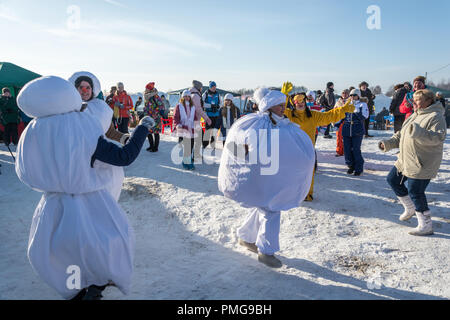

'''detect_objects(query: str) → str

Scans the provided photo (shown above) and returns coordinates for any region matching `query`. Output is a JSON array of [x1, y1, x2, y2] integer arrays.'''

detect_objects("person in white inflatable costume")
[[68, 71, 130, 145], [68, 71, 127, 201], [15, 76, 155, 300], [218, 89, 315, 268]]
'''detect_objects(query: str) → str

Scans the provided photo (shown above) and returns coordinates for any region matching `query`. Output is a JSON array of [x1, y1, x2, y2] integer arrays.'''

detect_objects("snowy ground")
[[0, 127, 449, 300]]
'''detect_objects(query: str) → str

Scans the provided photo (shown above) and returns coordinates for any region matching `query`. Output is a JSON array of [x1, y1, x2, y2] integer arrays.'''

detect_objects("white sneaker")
[[398, 196, 416, 221], [409, 211, 434, 236]]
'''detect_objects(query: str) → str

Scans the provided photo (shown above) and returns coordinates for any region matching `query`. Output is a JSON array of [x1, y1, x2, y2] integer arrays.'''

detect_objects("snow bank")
[[374, 94, 392, 114]]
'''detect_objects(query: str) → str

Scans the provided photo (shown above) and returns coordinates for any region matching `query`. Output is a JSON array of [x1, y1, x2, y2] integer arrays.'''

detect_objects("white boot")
[[409, 211, 433, 236], [398, 196, 416, 221]]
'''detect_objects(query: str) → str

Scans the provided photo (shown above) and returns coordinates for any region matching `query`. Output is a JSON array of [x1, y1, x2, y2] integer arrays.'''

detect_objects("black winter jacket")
[[360, 89, 375, 114], [389, 88, 407, 116]]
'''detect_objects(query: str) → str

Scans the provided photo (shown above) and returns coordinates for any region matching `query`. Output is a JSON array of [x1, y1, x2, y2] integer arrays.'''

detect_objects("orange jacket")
[[112, 91, 133, 118]]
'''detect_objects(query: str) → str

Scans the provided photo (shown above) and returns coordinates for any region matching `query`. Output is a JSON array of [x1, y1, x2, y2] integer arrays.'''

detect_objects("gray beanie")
[[192, 80, 203, 91]]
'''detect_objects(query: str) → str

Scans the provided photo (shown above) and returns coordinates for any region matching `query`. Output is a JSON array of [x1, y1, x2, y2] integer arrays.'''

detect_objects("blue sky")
[[1, 0, 449, 94]]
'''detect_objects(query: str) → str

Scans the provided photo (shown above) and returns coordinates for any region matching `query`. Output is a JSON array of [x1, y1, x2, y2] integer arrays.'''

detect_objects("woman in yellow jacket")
[[284, 92, 355, 201]]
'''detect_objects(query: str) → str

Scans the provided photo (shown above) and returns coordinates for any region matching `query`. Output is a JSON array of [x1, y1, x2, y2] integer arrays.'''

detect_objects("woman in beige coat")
[[379, 89, 446, 236]]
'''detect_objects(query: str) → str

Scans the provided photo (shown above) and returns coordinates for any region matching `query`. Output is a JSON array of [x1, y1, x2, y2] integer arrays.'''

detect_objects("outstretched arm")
[[91, 125, 148, 167], [313, 100, 355, 127], [381, 130, 401, 152]]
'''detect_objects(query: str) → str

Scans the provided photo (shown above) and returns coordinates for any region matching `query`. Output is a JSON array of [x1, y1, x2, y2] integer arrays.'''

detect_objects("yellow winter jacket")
[[284, 100, 355, 145]]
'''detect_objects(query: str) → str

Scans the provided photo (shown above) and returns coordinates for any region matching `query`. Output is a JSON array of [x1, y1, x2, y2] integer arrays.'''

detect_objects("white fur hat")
[[182, 90, 191, 98], [224, 93, 234, 101], [259, 90, 286, 113], [253, 87, 270, 105], [17, 76, 82, 118], [350, 89, 361, 97], [68, 71, 102, 99], [306, 90, 316, 101]]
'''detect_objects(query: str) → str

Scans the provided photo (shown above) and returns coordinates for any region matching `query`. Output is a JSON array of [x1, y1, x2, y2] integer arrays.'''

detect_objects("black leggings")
[[364, 117, 371, 135], [148, 133, 160, 150], [3, 123, 18, 146]]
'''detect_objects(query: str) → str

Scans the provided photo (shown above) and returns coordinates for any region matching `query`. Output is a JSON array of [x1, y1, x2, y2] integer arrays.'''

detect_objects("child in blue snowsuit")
[[342, 89, 369, 176]]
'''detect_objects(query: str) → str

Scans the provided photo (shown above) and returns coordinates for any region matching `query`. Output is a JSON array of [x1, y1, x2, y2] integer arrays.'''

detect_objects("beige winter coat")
[[382, 102, 446, 179]]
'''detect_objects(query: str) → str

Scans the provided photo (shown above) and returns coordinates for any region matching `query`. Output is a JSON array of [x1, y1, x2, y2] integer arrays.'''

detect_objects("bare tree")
[[385, 85, 395, 97], [372, 85, 382, 95]]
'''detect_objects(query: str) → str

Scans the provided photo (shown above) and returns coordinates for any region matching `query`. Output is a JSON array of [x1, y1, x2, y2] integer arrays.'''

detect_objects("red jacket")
[[399, 93, 414, 119], [112, 91, 133, 118]]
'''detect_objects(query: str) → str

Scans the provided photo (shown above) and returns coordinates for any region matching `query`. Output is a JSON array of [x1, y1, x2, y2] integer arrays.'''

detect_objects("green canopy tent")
[[0, 62, 41, 97], [427, 85, 450, 99]]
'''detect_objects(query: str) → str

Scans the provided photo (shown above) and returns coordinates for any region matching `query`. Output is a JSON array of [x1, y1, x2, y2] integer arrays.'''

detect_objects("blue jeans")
[[343, 135, 364, 173], [386, 166, 431, 212]]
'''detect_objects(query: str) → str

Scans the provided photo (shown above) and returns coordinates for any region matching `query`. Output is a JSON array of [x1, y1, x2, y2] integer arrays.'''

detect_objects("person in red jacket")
[[399, 76, 426, 120], [112, 82, 133, 133], [334, 89, 350, 157]]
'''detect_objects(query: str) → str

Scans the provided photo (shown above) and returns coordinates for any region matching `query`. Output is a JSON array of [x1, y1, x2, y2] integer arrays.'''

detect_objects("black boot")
[[152, 134, 160, 152], [81, 285, 107, 301], [70, 288, 87, 301], [147, 134, 154, 152], [347, 166, 355, 175]]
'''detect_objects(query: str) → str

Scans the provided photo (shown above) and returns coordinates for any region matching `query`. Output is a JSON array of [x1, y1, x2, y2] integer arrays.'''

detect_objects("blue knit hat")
[[209, 81, 217, 88]]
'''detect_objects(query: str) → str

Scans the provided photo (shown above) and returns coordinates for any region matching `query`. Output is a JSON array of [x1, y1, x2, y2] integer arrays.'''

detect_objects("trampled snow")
[[0, 128, 449, 300]]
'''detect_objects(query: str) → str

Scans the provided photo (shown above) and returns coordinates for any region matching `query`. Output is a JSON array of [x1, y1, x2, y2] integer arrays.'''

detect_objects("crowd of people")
[[1, 72, 448, 299]]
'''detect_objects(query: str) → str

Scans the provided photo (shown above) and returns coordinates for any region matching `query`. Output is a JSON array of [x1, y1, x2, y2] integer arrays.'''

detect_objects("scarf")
[[178, 101, 196, 131], [144, 88, 158, 104], [271, 113, 285, 124], [223, 106, 231, 129]]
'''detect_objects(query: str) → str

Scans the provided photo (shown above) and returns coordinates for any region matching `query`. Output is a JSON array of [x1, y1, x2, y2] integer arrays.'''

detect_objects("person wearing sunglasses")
[[284, 89, 354, 201], [334, 89, 351, 157]]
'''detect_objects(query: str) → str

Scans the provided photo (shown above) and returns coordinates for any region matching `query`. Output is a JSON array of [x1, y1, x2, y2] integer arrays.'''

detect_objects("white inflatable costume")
[[68, 71, 124, 201], [218, 90, 315, 255], [15, 76, 134, 299]]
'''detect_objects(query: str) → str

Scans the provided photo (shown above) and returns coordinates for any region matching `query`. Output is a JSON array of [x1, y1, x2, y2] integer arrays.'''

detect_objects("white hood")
[[68, 71, 113, 133], [258, 90, 286, 113], [17, 76, 82, 118], [68, 71, 102, 99]]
